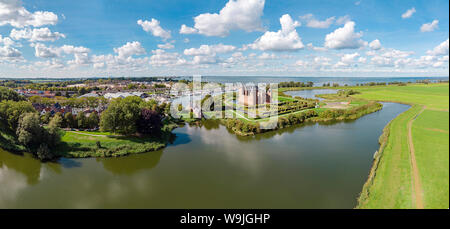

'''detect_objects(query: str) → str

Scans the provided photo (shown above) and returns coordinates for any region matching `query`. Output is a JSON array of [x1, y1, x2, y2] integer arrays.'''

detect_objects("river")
[[0, 102, 410, 208]]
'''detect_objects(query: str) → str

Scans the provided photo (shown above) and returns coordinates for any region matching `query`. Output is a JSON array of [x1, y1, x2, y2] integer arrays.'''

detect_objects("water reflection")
[[98, 150, 163, 175], [0, 103, 411, 208]]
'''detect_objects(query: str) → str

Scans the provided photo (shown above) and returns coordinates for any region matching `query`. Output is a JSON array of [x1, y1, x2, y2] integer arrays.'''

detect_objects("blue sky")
[[0, 0, 448, 77]]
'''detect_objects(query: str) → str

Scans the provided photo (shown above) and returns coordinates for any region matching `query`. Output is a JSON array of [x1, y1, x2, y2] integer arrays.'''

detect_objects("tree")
[[47, 115, 62, 147], [40, 112, 51, 124], [0, 86, 24, 102], [100, 96, 142, 135], [64, 112, 76, 128], [0, 100, 36, 133], [16, 113, 44, 150], [49, 113, 63, 128], [137, 109, 162, 136], [77, 111, 87, 129], [87, 112, 99, 129]]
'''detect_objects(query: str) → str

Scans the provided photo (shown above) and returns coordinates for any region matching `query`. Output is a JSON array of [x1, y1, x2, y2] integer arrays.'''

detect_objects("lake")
[[0, 102, 410, 208]]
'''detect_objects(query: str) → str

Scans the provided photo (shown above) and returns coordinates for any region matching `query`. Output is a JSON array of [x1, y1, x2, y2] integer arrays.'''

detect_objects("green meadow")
[[356, 83, 449, 209]]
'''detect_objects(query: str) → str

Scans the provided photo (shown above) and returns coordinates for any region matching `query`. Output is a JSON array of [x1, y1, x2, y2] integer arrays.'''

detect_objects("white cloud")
[[335, 52, 360, 67], [324, 21, 366, 49], [113, 41, 146, 58], [150, 49, 186, 66], [67, 53, 92, 66], [306, 43, 327, 51], [0, 0, 58, 27], [299, 14, 335, 29], [137, 18, 171, 40], [157, 42, 175, 49], [192, 55, 217, 65], [336, 15, 351, 25], [341, 52, 360, 63], [179, 24, 197, 34], [420, 20, 439, 32], [0, 45, 22, 59], [182, 0, 265, 37], [258, 52, 276, 60], [427, 39, 449, 56], [34, 58, 65, 69], [249, 14, 304, 51], [0, 35, 16, 47], [31, 43, 90, 58], [10, 27, 65, 42], [183, 44, 236, 56], [370, 48, 414, 67], [295, 56, 332, 69], [369, 39, 382, 50], [401, 7, 416, 19], [32, 43, 58, 58]]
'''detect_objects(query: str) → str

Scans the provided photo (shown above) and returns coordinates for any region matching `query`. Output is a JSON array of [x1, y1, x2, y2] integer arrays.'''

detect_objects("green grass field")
[[356, 83, 449, 209], [58, 128, 174, 158]]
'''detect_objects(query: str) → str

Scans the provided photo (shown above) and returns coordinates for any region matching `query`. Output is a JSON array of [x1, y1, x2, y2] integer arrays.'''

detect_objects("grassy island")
[[56, 123, 177, 158]]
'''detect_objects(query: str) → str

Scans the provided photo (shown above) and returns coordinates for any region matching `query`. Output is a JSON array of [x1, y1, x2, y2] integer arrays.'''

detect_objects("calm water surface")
[[285, 89, 338, 100], [0, 102, 410, 208]]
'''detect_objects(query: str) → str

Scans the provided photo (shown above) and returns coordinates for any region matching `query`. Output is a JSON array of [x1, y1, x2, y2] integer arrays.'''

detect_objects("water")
[[178, 76, 449, 86], [0, 102, 410, 208], [284, 89, 338, 100]]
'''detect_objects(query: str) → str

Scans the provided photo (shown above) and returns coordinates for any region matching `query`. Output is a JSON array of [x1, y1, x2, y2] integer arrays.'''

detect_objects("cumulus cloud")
[[369, 39, 382, 50], [295, 56, 332, 69], [420, 20, 439, 32], [335, 52, 360, 67], [299, 14, 335, 29], [179, 24, 197, 34], [31, 43, 90, 58], [184, 44, 236, 56], [32, 43, 58, 58], [258, 52, 276, 60], [306, 43, 327, 51], [157, 42, 175, 49], [370, 48, 414, 67], [10, 27, 65, 42], [113, 41, 146, 58], [0, 0, 58, 27], [335, 15, 351, 25], [401, 7, 416, 19], [137, 18, 171, 40], [0, 34, 17, 47], [248, 14, 304, 51], [181, 0, 265, 37], [0, 45, 22, 60], [324, 21, 366, 49], [150, 49, 186, 66], [34, 58, 65, 69], [427, 39, 449, 56], [192, 55, 217, 65]]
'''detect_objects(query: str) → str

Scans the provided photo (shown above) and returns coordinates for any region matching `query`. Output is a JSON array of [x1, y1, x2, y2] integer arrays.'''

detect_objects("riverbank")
[[354, 83, 449, 209]]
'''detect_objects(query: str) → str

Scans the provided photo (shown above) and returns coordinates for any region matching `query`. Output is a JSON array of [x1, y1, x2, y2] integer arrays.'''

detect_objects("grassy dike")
[[355, 83, 449, 209]]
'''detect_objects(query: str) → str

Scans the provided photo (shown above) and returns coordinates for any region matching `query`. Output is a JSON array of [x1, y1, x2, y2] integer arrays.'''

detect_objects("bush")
[[37, 143, 53, 161]]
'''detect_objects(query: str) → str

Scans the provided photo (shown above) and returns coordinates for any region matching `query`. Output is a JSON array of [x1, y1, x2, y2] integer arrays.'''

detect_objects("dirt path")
[[407, 107, 425, 209], [424, 128, 449, 134]]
